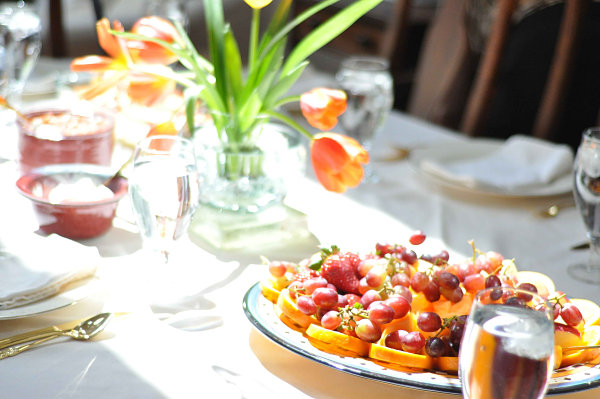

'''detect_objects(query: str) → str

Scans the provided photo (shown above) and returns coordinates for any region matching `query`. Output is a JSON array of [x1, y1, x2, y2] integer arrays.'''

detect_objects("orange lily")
[[71, 19, 127, 72], [244, 0, 273, 9], [129, 16, 181, 65], [127, 72, 176, 106], [310, 133, 369, 193], [300, 88, 347, 131]]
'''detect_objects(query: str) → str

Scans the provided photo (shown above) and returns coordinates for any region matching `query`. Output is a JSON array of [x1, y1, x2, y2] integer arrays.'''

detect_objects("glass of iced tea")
[[17, 107, 115, 174], [459, 287, 555, 399]]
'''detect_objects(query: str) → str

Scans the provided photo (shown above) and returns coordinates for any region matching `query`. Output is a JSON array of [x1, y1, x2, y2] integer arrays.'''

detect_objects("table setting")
[[0, 1, 600, 398]]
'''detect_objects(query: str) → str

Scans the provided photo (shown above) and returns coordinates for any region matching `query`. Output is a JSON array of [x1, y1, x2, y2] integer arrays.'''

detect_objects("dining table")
[[0, 60, 598, 399]]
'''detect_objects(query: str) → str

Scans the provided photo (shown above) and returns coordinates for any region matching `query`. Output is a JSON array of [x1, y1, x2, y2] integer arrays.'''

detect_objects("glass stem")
[[588, 236, 600, 273]]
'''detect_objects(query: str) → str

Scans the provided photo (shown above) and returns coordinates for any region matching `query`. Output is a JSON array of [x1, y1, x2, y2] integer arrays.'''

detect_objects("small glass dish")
[[16, 164, 128, 239]]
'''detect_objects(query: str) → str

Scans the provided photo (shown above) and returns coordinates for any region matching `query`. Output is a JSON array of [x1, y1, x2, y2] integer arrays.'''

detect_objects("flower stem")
[[249, 8, 260, 71], [263, 110, 314, 140]]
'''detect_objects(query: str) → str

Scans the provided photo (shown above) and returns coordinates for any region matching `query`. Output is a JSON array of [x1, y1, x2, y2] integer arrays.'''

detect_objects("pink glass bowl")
[[17, 108, 115, 174], [16, 164, 128, 240]]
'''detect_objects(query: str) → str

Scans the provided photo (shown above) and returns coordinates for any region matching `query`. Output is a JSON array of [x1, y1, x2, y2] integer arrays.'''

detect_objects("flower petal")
[[70, 55, 125, 72], [300, 88, 347, 131], [310, 132, 369, 193], [127, 72, 176, 106], [130, 16, 181, 65], [244, 0, 273, 9], [97, 18, 125, 59]]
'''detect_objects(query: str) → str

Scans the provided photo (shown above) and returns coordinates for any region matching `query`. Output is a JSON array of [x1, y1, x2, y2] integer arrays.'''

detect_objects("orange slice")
[[305, 324, 370, 357], [411, 292, 434, 314], [435, 356, 459, 373], [581, 325, 600, 362], [369, 343, 433, 370], [515, 271, 556, 298], [260, 278, 280, 303], [432, 293, 473, 320], [571, 298, 600, 327], [276, 289, 318, 330]]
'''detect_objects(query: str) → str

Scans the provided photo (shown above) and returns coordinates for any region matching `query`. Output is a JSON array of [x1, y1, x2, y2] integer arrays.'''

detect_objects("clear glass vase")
[[194, 122, 306, 213]]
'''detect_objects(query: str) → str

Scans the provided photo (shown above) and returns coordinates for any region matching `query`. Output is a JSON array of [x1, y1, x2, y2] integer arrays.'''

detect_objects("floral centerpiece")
[[71, 0, 381, 204]]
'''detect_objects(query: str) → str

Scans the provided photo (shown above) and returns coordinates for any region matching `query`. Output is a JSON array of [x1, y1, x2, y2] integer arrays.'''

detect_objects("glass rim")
[[340, 55, 390, 72]]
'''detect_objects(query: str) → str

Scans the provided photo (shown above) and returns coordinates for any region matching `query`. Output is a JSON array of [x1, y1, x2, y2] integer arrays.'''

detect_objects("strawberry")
[[321, 252, 361, 295]]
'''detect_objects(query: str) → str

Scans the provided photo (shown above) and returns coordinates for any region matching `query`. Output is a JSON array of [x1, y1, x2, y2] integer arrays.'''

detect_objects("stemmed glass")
[[0, 2, 41, 105], [459, 287, 555, 399], [335, 56, 393, 183], [129, 135, 199, 265], [572, 127, 600, 283]]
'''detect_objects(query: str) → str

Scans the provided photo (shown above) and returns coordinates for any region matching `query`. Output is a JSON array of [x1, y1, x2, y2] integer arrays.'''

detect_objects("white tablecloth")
[[0, 64, 596, 399]]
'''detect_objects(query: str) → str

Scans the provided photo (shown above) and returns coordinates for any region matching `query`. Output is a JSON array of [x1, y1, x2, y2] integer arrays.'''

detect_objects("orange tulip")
[[147, 121, 180, 151], [127, 72, 176, 106], [71, 19, 128, 72], [244, 0, 273, 9], [310, 133, 369, 193], [300, 88, 347, 131], [129, 16, 181, 65]]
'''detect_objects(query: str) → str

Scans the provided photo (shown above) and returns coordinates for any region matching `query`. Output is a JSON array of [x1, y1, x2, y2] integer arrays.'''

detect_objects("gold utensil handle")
[[0, 334, 60, 360], [0, 331, 65, 350]]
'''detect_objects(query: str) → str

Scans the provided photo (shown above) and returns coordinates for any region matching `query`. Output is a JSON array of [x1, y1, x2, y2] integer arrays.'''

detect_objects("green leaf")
[[224, 25, 243, 105], [184, 88, 197, 136], [263, 61, 308, 109], [281, 0, 383, 76], [203, 0, 228, 107], [238, 91, 263, 133], [257, 0, 292, 56]]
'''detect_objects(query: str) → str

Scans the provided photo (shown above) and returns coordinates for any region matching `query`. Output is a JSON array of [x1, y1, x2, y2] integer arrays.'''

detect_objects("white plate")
[[0, 277, 101, 320], [409, 139, 573, 198]]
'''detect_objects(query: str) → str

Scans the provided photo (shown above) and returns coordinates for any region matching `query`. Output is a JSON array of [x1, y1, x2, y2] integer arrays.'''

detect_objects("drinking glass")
[[572, 127, 600, 283], [335, 56, 393, 183], [0, 2, 41, 106], [459, 287, 555, 399], [129, 135, 199, 264]]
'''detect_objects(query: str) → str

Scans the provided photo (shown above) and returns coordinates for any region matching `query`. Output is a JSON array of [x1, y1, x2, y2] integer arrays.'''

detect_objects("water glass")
[[459, 287, 555, 399], [335, 56, 393, 183], [572, 127, 600, 283], [129, 135, 199, 263], [0, 2, 41, 105]]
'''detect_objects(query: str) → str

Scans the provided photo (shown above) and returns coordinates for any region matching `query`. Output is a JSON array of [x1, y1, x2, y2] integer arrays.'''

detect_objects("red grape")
[[354, 319, 382, 342], [516, 283, 538, 302], [391, 272, 410, 287], [360, 289, 382, 309], [385, 329, 408, 350], [485, 274, 501, 289], [384, 296, 411, 319], [268, 261, 287, 278], [296, 295, 317, 315], [304, 277, 328, 295], [392, 285, 413, 304], [321, 310, 342, 330], [400, 331, 426, 353], [366, 267, 386, 288], [425, 337, 447, 357], [345, 293, 362, 307], [440, 286, 464, 303], [368, 301, 395, 325], [410, 272, 429, 292], [423, 280, 441, 302], [437, 271, 460, 289], [561, 303, 583, 326], [417, 312, 442, 332], [400, 248, 418, 264], [463, 273, 485, 293], [358, 277, 371, 295], [504, 296, 526, 307], [312, 287, 339, 308], [409, 231, 426, 245]]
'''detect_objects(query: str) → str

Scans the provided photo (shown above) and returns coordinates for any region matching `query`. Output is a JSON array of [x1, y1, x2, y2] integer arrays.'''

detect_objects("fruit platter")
[[243, 232, 600, 394]]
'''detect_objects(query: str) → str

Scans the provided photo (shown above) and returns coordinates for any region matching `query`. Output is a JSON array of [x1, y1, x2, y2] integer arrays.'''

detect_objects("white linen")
[[420, 135, 574, 191], [0, 233, 98, 309]]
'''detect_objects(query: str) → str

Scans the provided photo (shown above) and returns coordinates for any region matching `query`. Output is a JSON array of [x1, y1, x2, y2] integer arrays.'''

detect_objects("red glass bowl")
[[17, 108, 115, 174], [16, 164, 128, 240]]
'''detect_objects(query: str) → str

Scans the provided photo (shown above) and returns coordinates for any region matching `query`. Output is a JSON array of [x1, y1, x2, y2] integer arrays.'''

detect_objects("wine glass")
[[335, 56, 393, 183], [459, 287, 555, 399], [129, 135, 199, 264], [571, 127, 600, 283]]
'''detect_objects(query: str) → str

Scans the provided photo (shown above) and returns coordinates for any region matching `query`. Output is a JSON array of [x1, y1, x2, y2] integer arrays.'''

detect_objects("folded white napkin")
[[420, 135, 574, 191], [0, 234, 98, 309]]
